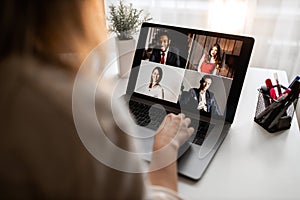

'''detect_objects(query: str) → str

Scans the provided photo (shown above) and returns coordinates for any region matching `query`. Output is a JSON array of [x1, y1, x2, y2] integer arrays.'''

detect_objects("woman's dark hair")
[[0, 0, 106, 68], [208, 43, 221, 62], [149, 66, 163, 88]]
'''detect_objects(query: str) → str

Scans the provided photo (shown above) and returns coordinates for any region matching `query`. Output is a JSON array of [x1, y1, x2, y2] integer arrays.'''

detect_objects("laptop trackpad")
[[177, 124, 230, 180], [135, 125, 192, 162]]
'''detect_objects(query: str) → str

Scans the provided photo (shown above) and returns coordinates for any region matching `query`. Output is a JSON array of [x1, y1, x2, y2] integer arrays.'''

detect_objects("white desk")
[[101, 54, 300, 199], [178, 68, 300, 200]]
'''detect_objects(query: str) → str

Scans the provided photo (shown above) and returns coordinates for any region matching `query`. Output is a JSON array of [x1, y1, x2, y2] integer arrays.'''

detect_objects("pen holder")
[[254, 85, 298, 133]]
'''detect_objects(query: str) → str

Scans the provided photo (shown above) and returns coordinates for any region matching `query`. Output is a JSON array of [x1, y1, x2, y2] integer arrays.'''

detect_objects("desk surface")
[[105, 62, 300, 199], [178, 67, 300, 200]]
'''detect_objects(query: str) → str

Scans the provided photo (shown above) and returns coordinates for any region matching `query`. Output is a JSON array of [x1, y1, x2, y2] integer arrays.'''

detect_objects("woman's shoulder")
[[1, 56, 74, 114], [200, 54, 209, 62], [0, 55, 146, 199], [203, 53, 209, 58]]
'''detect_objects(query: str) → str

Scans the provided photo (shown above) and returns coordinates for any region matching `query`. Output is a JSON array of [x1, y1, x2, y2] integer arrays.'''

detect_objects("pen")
[[288, 76, 300, 88], [270, 88, 277, 100], [274, 72, 282, 96], [265, 78, 276, 101], [255, 92, 289, 120], [265, 88, 293, 129], [278, 88, 291, 99], [268, 99, 294, 129], [265, 78, 273, 90], [287, 77, 300, 102]]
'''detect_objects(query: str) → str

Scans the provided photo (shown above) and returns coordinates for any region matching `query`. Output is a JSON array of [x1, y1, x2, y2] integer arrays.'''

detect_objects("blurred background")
[[104, 0, 300, 81], [104, 0, 300, 125]]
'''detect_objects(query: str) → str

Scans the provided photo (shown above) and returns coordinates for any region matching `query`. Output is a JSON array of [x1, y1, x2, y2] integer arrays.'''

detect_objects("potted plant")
[[108, 0, 152, 40], [108, 0, 152, 77]]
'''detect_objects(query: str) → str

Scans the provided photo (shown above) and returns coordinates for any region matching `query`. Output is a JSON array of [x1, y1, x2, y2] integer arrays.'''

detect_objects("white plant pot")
[[115, 37, 136, 78]]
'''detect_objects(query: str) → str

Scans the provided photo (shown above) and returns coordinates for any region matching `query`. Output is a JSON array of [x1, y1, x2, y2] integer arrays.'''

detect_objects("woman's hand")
[[153, 113, 194, 151], [149, 113, 194, 192]]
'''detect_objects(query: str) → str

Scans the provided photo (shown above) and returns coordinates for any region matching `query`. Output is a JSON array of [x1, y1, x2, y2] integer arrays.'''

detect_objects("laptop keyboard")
[[129, 100, 165, 129], [190, 120, 214, 145], [129, 100, 211, 146]]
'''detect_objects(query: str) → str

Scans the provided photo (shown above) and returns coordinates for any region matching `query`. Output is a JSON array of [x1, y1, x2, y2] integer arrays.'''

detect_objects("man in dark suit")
[[149, 32, 182, 68], [180, 75, 221, 117]]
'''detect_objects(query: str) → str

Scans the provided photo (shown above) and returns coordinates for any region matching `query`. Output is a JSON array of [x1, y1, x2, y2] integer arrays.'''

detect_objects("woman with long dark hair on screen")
[[0, 0, 194, 199], [198, 43, 222, 74], [147, 66, 165, 99]]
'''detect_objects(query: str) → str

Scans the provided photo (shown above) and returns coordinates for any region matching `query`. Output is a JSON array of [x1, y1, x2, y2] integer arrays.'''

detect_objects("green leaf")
[[107, 0, 152, 40]]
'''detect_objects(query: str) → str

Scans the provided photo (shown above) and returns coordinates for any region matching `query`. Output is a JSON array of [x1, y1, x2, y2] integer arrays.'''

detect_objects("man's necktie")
[[160, 52, 165, 64]]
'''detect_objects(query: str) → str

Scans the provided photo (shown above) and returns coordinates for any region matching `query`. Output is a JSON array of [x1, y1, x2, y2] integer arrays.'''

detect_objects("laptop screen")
[[127, 23, 254, 123]]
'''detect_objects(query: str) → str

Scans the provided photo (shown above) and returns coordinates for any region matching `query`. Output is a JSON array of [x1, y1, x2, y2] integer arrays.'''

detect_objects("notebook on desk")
[[124, 22, 254, 180]]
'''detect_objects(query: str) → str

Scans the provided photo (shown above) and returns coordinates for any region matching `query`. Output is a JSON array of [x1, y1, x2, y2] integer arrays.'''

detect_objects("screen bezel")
[[126, 22, 254, 123]]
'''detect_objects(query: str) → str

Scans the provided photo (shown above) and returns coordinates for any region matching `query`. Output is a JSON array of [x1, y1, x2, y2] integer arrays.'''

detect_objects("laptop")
[[124, 22, 254, 180]]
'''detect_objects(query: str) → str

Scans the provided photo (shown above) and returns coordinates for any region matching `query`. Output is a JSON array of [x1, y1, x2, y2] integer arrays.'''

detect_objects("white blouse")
[[147, 85, 164, 99]]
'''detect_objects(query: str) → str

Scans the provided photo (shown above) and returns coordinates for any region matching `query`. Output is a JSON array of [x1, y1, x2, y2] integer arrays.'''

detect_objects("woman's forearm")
[[148, 141, 179, 191]]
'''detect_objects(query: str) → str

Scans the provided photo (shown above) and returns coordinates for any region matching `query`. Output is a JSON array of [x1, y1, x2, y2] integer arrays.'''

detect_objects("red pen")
[[270, 88, 277, 100], [265, 78, 277, 100], [278, 88, 291, 98], [265, 78, 273, 89]]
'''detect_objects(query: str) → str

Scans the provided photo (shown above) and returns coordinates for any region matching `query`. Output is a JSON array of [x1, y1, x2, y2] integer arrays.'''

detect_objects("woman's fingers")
[[154, 113, 194, 150]]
